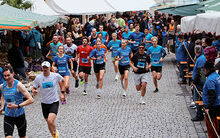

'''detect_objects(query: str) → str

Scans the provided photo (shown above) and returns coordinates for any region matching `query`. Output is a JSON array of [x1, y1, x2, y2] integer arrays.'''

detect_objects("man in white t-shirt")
[[32, 61, 64, 138], [63, 37, 79, 89]]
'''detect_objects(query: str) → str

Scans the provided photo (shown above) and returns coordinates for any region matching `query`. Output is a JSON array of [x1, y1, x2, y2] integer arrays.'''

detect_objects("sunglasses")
[[139, 47, 145, 49]]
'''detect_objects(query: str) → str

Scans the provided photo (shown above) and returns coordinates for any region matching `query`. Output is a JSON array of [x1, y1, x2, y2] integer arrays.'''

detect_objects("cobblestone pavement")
[[0, 53, 199, 138]]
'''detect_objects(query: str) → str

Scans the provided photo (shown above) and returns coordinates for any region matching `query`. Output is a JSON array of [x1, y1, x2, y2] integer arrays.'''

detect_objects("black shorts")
[[68, 61, 78, 72], [78, 66, 91, 75], [4, 114, 27, 137], [41, 101, 59, 119], [151, 66, 162, 73], [93, 63, 105, 73], [119, 65, 130, 75]]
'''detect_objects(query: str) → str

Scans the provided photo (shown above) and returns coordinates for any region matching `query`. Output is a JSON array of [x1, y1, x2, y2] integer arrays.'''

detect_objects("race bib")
[[42, 82, 54, 89], [58, 67, 66, 73], [121, 57, 129, 64], [82, 58, 89, 63], [134, 42, 139, 47], [5, 96, 15, 104], [137, 61, 145, 68]]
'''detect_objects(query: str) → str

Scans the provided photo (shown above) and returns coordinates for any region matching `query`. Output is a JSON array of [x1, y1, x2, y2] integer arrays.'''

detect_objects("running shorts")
[[4, 114, 27, 137], [93, 63, 105, 73], [41, 101, 59, 119], [68, 61, 78, 72], [119, 65, 130, 75], [134, 73, 148, 85], [151, 66, 162, 73], [78, 66, 91, 75]]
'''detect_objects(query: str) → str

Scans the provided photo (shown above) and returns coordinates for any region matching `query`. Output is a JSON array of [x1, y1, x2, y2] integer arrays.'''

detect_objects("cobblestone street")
[[0, 53, 199, 138]]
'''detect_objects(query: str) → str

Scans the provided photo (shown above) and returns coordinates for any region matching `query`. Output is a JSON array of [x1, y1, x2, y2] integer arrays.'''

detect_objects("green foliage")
[[1, 0, 33, 10]]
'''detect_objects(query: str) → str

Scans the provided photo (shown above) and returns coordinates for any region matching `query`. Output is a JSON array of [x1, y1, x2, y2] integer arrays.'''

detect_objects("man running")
[[75, 37, 93, 95], [147, 37, 166, 92], [52, 45, 73, 104], [89, 41, 107, 98], [130, 43, 151, 104], [97, 25, 109, 42], [32, 61, 64, 138], [128, 24, 145, 54], [63, 37, 79, 88], [46, 34, 63, 62], [116, 39, 132, 98], [0, 65, 34, 138], [108, 33, 121, 81]]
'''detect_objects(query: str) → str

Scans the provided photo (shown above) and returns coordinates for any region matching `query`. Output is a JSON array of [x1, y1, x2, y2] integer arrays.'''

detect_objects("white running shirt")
[[33, 72, 63, 104], [64, 43, 77, 57]]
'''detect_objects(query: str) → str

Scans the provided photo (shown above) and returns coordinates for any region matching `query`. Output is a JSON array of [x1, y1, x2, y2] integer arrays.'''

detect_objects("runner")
[[128, 24, 145, 54], [144, 28, 153, 51], [88, 28, 98, 45], [108, 33, 121, 81], [89, 41, 107, 98], [97, 25, 109, 42], [130, 43, 151, 104], [52, 45, 73, 104], [32, 61, 64, 138], [63, 37, 79, 88], [0, 65, 34, 138], [46, 34, 63, 62], [115, 39, 132, 98], [147, 37, 167, 92], [122, 26, 132, 48], [75, 37, 93, 95]]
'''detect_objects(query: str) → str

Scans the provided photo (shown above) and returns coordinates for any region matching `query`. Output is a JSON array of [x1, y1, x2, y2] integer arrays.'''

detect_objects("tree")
[[1, 0, 33, 10]]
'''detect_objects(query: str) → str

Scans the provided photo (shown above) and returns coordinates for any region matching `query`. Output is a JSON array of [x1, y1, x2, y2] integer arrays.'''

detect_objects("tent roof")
[[45, 0, 156, 15], [198, 1, 220, 12], [30, 0, 59, 16], [106, 0, 156, 12], [181, 12, 220, 36], [0, 16, 39, 30], [158, 3, 204, 16], [45, 0, 116, 15], [0, 4, 60, 28]]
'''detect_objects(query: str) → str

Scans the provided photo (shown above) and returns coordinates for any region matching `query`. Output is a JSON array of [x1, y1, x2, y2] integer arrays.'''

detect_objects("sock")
[[121, 81, 124, 88], [84, 82, 88, 91], [98, 88, 102, 94], [140, 96, 144, 101]]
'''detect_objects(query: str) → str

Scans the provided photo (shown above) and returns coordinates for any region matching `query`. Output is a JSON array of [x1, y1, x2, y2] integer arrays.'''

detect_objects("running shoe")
[[122, 92, 126, 98], [96, 83, 99, 89], [115, 75, 119, 81], [154, 88, 159, 93], [75, 79, 79, 88], [190, 101, 195, 107], [82, 90, 87, 95], [80, 79, 84, 85], [66, 88, 70, 94], [53, 130, 59, 138], [61, 100, 66, 105], [97, 94, 101, 99], [140, 100, 146, 105]]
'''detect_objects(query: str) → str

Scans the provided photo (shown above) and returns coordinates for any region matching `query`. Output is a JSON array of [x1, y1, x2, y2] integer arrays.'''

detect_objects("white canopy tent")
[[45, 0, 116, 15], [107, 0, 156, 12], [181, 12, 220, 36], [45, 0, 156, 15], [30, 0, 59, 16]]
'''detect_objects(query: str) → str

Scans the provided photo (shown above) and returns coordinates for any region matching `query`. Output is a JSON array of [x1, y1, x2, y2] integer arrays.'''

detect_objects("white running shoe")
[[190, 101, 195, 107], [140, 100, 146, 105], [115, 75, 119, 81], [122, 92, 126, 98]]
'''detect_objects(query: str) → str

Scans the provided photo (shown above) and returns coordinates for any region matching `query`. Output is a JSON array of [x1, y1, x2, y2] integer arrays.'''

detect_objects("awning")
[[158, 3, 204, 16], [0, 4, 61, 28], [198, 1, 220, 12], [0, 16, 39, 30]]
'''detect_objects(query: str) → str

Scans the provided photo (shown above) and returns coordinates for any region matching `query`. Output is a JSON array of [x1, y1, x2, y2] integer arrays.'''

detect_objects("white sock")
[[98, 88, 102, 94], [140, 96, 144, 101], [84, 82, 88, 91]]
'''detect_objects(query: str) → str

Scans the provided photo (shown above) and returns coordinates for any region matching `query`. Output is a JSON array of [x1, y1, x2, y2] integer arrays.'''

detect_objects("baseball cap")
[[41, 61, 50, 67]]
